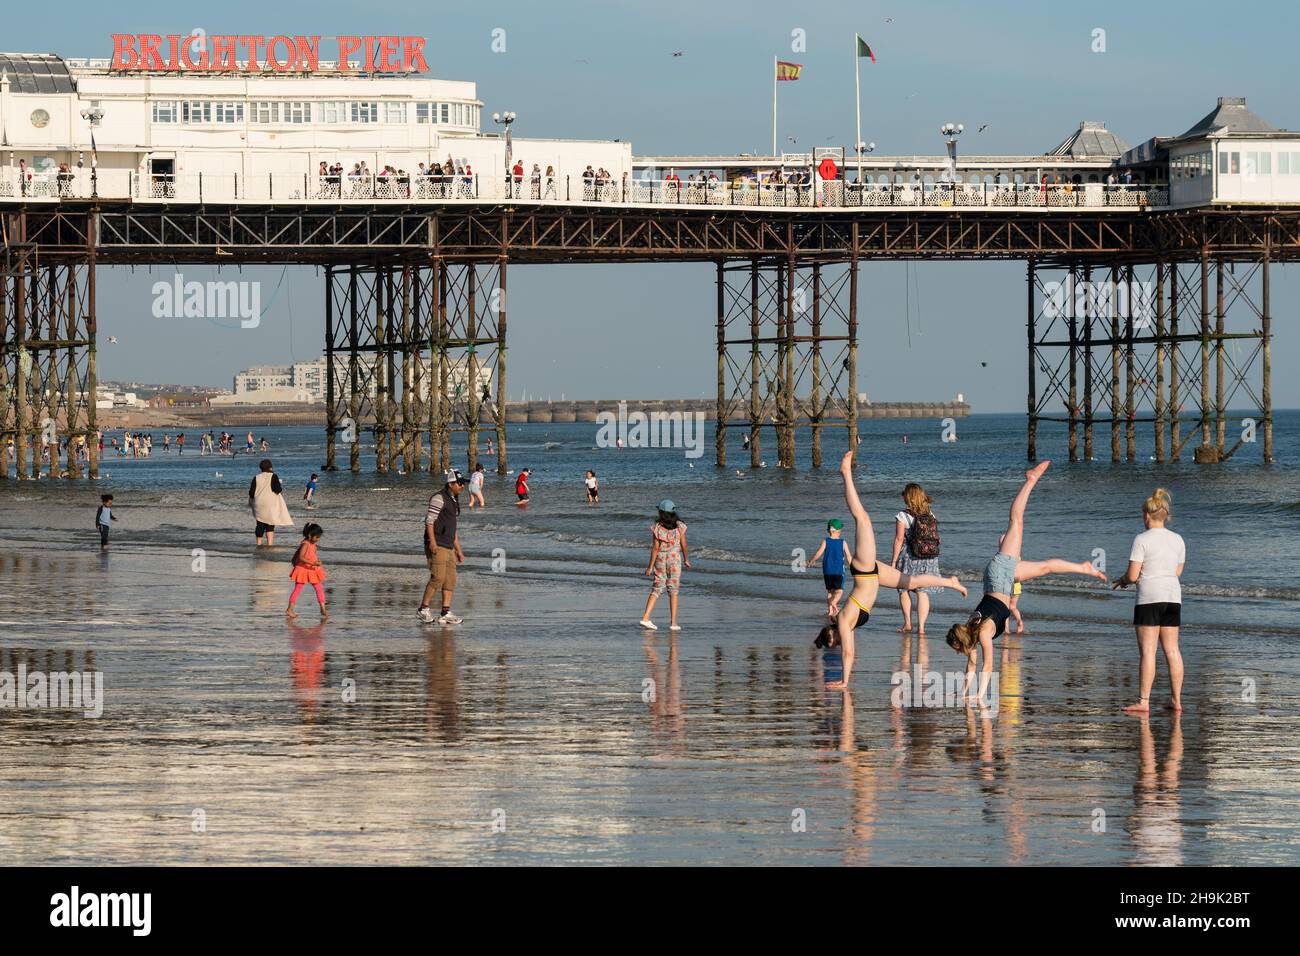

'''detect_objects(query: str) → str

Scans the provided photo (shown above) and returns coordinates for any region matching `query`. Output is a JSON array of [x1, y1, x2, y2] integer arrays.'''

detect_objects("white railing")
[[0, 167, 1169, 210]]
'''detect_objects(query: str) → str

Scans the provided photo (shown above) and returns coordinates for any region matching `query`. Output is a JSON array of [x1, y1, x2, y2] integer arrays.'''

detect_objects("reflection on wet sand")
[[1130, 715, 1184, 866]]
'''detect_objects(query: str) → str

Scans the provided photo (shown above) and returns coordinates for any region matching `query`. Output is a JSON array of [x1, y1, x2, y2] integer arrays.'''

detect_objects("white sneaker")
[[669, 624, 682, 631], [417, 607, 435, 623], [639, 619, 657, 630], [438, 612, 463, 625]]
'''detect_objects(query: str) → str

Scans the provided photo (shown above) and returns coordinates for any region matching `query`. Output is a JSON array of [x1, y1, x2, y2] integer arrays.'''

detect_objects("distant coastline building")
[[227, 355, 490, 405]]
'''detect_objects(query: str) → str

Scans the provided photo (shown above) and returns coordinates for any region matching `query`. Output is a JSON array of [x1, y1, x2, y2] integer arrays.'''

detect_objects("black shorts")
[[98, 525, 109, 546], [255, 521, 275, 537], [1134, 602, 1181, 628], [517, 492, 528, 501], [824, 573, 844, 592], [975, 594, 1012, 639]]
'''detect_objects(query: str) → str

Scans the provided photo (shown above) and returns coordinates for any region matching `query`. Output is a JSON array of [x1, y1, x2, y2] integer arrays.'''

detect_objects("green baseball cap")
[[827, 518, 844, 531]]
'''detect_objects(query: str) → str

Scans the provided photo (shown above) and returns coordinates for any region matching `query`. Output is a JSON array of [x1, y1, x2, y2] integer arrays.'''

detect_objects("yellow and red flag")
[[775, 60, 803, 81]]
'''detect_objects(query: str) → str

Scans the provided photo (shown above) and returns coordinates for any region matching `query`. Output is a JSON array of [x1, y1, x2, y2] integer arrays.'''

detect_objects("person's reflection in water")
[[643, 634, 686, 747], [836, 691, 877, 865], [1129, 714, 1184, 865], [894, 634, 941, 767], [288, 620, 326, 722], [425, 633, 461, 742]]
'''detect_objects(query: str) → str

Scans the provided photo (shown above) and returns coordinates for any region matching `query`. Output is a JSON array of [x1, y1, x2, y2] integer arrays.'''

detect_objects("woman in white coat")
[[249, 458, 294, 547]]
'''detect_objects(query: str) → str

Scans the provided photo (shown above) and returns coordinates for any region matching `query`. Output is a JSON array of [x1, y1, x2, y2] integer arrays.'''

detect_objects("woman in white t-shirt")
[[1112, 488, 1186, 714]]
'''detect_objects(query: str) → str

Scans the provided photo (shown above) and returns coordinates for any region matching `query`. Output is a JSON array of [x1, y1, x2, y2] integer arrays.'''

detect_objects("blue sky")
[[12, 0, 1300, 410]]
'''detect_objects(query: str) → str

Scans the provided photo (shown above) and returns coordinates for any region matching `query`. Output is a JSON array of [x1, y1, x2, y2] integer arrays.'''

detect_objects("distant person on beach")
[[585, 470, 600, 505], [176, 433, 185, 455], [1113, 488, 1185, 714], [246, 432, 255, 453], [515, 468, 531, 505], [818, 452, 967, 691], [742, 433, 750, 451], [249, 458, 294, 547], [945, 461, 1108, 702], [810, 518, 852, 618], [466, 464, 486, 509], [260, 437, 269, 452], [303, 473, 319, 510], [640, 499, 690, 631], [163, 434, 170, 453], [890, 483, 944, 636], [95, 494, 117, 551], [286, 522, 328, 620], [418, 469, 467, 625], [485, 437, 494, 457]]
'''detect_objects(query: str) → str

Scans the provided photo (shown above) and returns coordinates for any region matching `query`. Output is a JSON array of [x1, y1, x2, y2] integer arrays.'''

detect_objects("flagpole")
[[772, 55, 778, 157], [854, 35, 862, 182]]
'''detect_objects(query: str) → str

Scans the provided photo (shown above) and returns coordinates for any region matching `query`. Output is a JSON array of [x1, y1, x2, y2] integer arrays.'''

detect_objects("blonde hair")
[[946, 613, 983, 653], [1143, 487, 1172, 522], [903, 482, 932, 517]]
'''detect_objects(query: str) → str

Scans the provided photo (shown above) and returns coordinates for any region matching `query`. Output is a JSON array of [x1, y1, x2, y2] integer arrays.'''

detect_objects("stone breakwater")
[[505, 399, 971, 424]]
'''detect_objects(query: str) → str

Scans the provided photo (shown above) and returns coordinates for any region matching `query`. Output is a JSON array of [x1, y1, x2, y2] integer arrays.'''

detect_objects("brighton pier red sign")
[[109, 34, 429, 74]]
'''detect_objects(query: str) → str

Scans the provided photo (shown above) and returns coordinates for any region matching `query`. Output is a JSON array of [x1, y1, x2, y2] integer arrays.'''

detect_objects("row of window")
[[150, 100, 480, 127], [1171, 150, 1212, 176], [1217, 149, 1300, 175]]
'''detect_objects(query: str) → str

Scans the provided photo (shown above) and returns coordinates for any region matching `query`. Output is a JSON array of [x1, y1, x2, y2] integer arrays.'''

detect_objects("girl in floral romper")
[[640, 499, 690, 631]]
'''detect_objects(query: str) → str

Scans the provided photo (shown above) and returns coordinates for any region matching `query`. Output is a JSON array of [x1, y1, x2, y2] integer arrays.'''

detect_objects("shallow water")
[[0, 412, 1297, 864]]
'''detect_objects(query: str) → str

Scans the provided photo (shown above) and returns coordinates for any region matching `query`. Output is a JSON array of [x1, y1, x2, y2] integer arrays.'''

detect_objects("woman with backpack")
[[890, 483, 944, 635]]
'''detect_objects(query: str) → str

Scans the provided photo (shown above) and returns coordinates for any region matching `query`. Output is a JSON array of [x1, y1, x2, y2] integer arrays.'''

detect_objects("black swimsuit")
[[846, 562, 879, 628]]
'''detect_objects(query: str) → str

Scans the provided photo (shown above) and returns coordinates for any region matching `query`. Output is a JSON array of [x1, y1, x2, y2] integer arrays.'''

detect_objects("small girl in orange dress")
[[287, 522, 328, 620]]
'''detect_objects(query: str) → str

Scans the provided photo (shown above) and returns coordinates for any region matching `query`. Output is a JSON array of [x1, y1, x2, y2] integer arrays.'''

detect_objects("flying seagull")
[[978, 124, 990, 133], [672, 51, 684, 57], [108, 336, 118, 344]]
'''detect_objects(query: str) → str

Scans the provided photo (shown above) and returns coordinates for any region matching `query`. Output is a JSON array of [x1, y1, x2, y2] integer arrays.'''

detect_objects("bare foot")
[[917, 627, 926, 636], [319, 609, 329, 621], [826, 680, 848, 692], [1026, 460, 1051, 482], [839, 450, 856, 474], [828, 606, 839, 618], [897, 623, 913, 633], [1084, 564, 1109, 582], [286, 608, 298, 619], [1123, 700, 1150, 714], [948, 577, 968, 598], [1165, 699, 1182, 712]]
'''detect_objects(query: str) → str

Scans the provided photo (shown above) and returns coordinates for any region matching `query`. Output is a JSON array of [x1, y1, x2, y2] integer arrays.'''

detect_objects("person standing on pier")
[[419, 470, 467, 625]]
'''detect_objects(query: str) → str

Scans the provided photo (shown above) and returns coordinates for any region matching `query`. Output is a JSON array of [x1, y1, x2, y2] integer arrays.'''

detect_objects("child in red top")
[[287, 523, 328, 620], [515, 468, 531, 505]]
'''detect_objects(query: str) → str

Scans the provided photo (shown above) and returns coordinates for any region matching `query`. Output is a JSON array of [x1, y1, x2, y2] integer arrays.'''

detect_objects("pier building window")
[[384, 102, 407, 124], [1218, 151, 1240, 174], [1243, 151, 1271, 175], [284, 102, 311, 124], [319, 102, 346, 124], [182, 101, 211, 124], [213, 102, 244, 124], [252, 102, 278, 124], [416, 103, 430, 123], [152, 101, 178, 124], [1279, 152, 1300, 174], [350, 102, 379, 123]]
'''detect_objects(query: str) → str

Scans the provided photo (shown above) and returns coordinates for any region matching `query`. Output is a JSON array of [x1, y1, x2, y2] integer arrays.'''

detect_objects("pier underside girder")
[[323, 258, 507, 475], [715, 250, 859, 469], [1027, 252, 1272, 464], [1, 212, 97, 480]]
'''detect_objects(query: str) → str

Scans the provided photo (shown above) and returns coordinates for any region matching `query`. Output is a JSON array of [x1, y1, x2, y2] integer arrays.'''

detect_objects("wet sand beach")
[[0, 415, 1298, 864]]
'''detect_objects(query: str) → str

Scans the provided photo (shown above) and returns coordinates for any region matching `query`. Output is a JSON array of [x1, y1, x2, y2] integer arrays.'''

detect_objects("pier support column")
[[1262, 245, 1272, 463], [1081, 264, 1094, 462], [1026, 260, 1037, 462], [324, 266, 338, 471], [495, 253, 508, 475], [1170, 263, 1183, 460], [1067, 262, 1079, 463], [1214, 258, 1226, 456], [715, 255, 857, 470], [715, 260, 727, 467], [1125, 264, 1136, 463], [1110, 264, 1121, 464], [1154, 260, 1167, 463]]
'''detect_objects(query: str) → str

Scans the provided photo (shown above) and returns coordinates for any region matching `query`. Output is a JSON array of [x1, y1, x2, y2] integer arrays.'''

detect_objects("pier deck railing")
[[0, 168, 1169, 210]]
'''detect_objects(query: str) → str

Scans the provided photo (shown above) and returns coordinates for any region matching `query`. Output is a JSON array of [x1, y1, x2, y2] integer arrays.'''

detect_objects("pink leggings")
[[289, 582, 326, 605]]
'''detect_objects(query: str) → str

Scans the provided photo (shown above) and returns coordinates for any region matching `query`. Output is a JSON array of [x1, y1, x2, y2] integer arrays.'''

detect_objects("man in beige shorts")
[[418, 469, 467, 624]]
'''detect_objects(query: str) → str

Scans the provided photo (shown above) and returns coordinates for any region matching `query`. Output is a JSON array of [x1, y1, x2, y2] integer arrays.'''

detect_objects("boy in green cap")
[[810, 519, 853, 618]]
